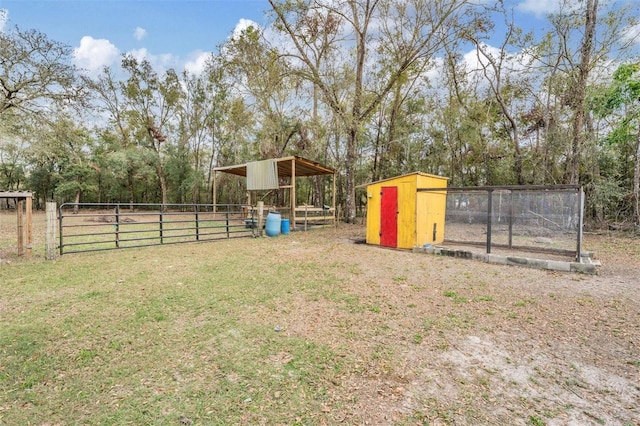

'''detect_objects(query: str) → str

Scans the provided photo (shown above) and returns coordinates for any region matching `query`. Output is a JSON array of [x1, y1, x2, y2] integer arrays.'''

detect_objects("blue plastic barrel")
[[265, 212, 281, 237], [281, 218, 290, 235]]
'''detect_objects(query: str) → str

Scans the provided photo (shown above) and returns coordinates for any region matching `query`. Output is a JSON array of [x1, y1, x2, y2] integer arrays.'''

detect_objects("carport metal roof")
[[212, 156, 336, 231], [213, 156, 335, 178]]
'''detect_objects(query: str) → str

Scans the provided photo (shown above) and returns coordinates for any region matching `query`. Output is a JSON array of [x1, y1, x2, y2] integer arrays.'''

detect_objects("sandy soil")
[[259, 225, 640, 425]]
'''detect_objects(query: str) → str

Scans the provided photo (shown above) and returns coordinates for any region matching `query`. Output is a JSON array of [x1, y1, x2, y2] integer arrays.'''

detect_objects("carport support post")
[[46, 202, 57, 260], [257, 201, 264, 237], [291, 158, 296, 230], [486, 189, 493, 254]]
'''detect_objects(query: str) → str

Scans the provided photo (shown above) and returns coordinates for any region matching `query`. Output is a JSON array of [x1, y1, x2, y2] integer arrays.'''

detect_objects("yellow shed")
[[363, 172, 448, 249]]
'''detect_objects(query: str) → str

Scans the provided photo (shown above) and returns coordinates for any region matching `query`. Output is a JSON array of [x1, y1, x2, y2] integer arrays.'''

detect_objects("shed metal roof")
[[356, 171, 448, 189]]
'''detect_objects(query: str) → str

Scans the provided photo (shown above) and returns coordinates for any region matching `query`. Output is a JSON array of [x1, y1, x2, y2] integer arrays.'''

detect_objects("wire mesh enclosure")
[[426, 185, 584, 261]]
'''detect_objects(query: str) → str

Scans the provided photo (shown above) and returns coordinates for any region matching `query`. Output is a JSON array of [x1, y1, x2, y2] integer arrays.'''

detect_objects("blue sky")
[[0, 0, 269, 74], [1, 0, 638, 76]]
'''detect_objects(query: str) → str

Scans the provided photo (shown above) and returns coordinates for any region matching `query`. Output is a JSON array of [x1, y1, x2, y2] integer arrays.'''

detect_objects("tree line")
[[1, 0, 639, 229]]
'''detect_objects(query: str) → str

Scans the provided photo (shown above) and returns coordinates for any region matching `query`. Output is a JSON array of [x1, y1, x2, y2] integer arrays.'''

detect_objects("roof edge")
[[356, 172, 449, 188]]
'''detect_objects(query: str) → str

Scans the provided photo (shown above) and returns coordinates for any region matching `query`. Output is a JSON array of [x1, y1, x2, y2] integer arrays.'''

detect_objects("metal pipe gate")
[[58, 203, 256, 255]]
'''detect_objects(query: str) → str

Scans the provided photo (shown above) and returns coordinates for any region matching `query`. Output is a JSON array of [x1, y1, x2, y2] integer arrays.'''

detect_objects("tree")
[[87, 67, 154, 207], [539, 0, 634, 187], [0, 111, 27, 196], [24, 113, 97, 210], [223, 24, 302, 159], [91, 55, 184, 208], [593, 63, 640, 227], [0, 26, 85, 115], [121, 55, 183, 207], [269, 0, 470, 222], [568, 0, 598, 185]]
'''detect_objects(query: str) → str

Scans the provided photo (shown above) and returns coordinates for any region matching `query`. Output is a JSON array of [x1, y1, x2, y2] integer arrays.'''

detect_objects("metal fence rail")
[[59, 203, 255, 255]]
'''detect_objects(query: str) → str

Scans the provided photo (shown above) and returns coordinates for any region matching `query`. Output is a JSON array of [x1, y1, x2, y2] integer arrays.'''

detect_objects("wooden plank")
[[0, 191, 33, 198]]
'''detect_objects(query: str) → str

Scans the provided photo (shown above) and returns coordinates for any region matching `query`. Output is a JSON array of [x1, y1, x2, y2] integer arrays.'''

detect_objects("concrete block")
[[547, 260, 572, 272], [486, 254, 507, 265], [570, 262, 597, 274]]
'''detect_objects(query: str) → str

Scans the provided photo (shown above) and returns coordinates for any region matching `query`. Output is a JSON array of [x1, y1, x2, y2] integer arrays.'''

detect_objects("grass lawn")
[[1, 231, 349, 425], [1, 211, 639, 425]]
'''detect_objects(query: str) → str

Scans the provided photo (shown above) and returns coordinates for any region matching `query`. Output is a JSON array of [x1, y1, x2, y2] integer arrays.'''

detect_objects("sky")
[[0, 0, 638, 77], [0, 0, 269, 74]]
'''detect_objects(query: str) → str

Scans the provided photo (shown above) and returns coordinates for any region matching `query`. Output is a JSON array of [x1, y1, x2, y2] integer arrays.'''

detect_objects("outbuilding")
[[362, 172, 448, 249]]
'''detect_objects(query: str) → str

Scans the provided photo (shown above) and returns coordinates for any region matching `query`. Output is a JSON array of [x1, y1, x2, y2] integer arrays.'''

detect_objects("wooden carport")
[[213, 156, 336, 230], [0, 191, 33, 258]]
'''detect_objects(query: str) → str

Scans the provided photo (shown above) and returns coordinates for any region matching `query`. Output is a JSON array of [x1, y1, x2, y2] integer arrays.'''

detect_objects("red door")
[[380, 186, 398, 248]]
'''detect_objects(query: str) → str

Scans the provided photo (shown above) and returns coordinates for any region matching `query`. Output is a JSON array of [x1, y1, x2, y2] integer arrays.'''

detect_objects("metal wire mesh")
[[443, 186, 583, 258]]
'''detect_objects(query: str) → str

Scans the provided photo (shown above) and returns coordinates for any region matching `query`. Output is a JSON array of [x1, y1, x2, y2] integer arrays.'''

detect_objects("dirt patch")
[[252, 225, 640, 424]]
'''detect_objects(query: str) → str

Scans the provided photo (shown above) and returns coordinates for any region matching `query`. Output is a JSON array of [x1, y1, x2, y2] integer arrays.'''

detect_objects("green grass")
[[0, 238, 346, 425], [3, 214, 640, 425], [443, 290, 469, 304]]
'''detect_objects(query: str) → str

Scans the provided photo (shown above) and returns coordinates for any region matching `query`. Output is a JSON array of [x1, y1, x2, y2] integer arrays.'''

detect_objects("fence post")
[[486, 190, 493, 254], [577, 187, 584, 262], [195, 205, 200, 241], [46, 202, 57, 260], [58, 204, 64, 256], [115, 204, 120, 248], [508, 191, 514, 249]]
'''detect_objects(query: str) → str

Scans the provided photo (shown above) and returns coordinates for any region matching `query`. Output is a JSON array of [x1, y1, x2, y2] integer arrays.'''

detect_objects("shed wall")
[[365, 173, 448, 249], [366, 174, 417, 247], [416, 175, 447, 246]]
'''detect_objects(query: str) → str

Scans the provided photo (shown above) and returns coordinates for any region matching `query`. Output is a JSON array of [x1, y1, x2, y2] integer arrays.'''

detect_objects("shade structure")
[[213, 156, 336, 230]]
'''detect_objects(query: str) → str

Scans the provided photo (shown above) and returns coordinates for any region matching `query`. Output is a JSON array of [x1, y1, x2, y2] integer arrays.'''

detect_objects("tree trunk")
[[345, 125, 358, 223], [157, 159, 168, 210], [73, 189, 81, 214], [128, 170, 135, 212], [634, 126, 640, 227], [569, 0, 597, 185]]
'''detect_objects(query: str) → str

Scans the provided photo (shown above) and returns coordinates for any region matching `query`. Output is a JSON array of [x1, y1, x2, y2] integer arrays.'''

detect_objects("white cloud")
[[128, 47, 150, 62], [0, 9, 8, 32], [220, 18, 266, 59], [516, 0, 562, 18], [127, 48, 179, 72], [622, 23, 640, 47], [73, 36, 120, 74], [462, 44, 502, 72], [184, 50, 212, 75], [423, 57, 445, 84], [134, 27, 147, 41], [231, 18, 261, 40]]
